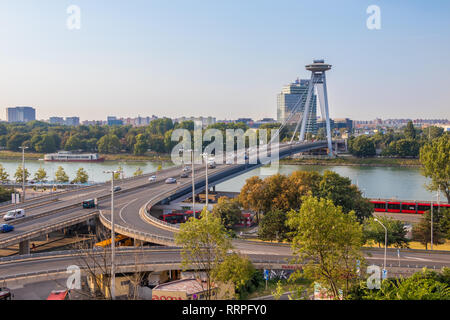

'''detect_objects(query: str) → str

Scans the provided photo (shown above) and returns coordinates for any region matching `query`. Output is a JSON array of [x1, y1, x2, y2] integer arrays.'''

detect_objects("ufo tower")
[[291, 59, 334, 156]]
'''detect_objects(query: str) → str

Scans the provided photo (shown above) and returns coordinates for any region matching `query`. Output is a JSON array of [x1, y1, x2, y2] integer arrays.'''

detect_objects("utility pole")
[[19, 146, 28, 203], [103, 169, 122, 300], [202, 153, 209, 210]]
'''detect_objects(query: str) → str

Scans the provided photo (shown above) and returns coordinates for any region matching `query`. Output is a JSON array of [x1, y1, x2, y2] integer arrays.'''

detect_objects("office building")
[[65, 117, 80, 126], [107, 116, 124, 126], [277, 79, 317, 133], [6, 106, 36, 123]]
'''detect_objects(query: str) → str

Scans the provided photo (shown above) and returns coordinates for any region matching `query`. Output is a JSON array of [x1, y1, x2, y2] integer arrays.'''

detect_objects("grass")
[[0, 150, 44, 160], [242, 278, 310, 300], [280, 156, 421, 167]]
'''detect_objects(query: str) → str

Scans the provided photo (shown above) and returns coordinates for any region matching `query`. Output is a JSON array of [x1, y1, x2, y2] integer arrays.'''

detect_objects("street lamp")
[[103, 169, 122, 300], [180, 148, 197, 218], [201, 153, 210, 209], [374, 218, 387, 271], [19, 146, 29, 202]]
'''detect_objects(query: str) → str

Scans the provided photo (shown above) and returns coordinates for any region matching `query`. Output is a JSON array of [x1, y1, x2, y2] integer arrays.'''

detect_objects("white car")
[[165, 178, 177, 184], [182, 166, 191, 172], [148, 176, 157, 182], [3, 209, 26, 222]]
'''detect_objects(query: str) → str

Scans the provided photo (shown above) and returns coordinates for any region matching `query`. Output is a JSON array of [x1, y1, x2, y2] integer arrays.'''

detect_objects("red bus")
[[370, 200, 450, 214], [46, 290, 69, 300], [159, 210, 201, 224]]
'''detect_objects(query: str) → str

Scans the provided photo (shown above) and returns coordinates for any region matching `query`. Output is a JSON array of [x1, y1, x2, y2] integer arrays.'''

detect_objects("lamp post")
[[181, 148, 197, 218], [103, 169, 122, 300], [201, 153, 210, 209], [374, 218, 387, 271], [19, 146, 29, 203]]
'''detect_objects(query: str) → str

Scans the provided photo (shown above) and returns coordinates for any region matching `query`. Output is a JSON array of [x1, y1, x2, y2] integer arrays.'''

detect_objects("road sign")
[[263, 269, 269, 280], [382, 269, 388, 280]]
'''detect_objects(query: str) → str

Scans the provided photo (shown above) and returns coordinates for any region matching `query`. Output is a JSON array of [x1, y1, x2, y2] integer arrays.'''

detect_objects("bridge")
[[0, 140, 448, 287]]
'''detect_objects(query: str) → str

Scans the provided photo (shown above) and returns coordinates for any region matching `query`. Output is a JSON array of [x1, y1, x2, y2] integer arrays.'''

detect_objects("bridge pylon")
[[291, 59, 334, 157]]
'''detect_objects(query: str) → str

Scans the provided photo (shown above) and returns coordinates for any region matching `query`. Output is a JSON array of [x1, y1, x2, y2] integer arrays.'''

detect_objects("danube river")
[[0, 159, 434, 201]]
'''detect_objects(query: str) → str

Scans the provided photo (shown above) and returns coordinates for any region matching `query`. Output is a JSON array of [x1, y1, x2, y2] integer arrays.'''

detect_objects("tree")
[[351, 268, 450, 300], [55, 166, 69, 183], [258, 209, 290, 242], [14, 165, 30, 183], [413, 209, 449, 249], [404, 121, 417, 140], [0, 165, 9, 183], [420, 134, 450, 202], [34, 167, 48, 183], [212, 253, 255, 299], [212, 197, 242, 229], [0, 187, 13, 203], [349, 135, 376, 157], [133, 168, 143, 176], [363, 217, 410, 248], [114, 166, 123, 180], [286, 196, 364, 299], [395, 139, 420, 157], [175, 208, 232, 300], [72, 168, 89, 184], [133, 134, 149, 155], [97, 134, 121, 154], [318, 170, 373, 221], [238, 176, 265, 223], [64, 134, 83, 151]]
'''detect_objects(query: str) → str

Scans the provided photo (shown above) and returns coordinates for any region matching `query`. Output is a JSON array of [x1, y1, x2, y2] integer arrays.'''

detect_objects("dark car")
[[180, 172, 189, 178], [0, 288, 12, 300], [0, 224, 14, 233], [82, 199, 96, 209], [113, 186, 122, 192]]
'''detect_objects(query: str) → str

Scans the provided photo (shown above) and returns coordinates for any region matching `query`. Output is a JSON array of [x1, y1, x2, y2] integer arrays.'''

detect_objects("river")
[[0, 159, 435, 201]]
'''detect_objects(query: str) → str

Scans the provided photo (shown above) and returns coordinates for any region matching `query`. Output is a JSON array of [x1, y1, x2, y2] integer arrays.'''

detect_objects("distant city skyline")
[[0, 1, 449, 121]]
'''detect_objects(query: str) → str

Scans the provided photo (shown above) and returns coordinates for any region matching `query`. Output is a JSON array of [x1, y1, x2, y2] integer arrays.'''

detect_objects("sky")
[[0, 0, 449, 121]]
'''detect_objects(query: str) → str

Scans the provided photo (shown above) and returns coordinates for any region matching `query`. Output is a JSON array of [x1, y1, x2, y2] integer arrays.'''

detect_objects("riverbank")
[[0, 150, 172, 162], [280, 156, 422, 167]]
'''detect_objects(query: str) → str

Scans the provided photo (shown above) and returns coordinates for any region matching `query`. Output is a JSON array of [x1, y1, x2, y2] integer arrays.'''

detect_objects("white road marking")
[[119, 198, 139, 224]]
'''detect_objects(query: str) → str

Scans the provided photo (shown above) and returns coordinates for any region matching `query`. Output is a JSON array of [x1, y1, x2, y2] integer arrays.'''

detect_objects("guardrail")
[[0, 211, 99, 248]]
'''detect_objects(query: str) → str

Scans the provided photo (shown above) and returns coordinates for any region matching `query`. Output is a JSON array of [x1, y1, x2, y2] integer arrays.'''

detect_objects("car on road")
[[0, 287, 12, 300], [180, 172, 189, 178], [0, 224, 14, 233], [3, 209, 25, 221], [182, 166, 191, 172], [165, 178, 177, 184], [113, 186, 122, 192], [82, 199, 96, 209], [148, 175, 157, 182], [208, 161, 216, 169]]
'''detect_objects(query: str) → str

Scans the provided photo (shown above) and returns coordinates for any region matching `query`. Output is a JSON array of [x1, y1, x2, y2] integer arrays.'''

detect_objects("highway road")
[[2, 141, 449, 285]]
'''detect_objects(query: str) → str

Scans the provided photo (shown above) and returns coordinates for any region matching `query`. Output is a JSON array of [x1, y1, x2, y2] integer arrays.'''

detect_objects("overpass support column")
[[134, 239, 144, 247], [19, 240, 30, 255]]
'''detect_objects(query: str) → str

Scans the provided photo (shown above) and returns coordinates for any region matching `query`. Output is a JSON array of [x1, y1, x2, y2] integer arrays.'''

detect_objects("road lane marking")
[[119, 198, 139, 224]]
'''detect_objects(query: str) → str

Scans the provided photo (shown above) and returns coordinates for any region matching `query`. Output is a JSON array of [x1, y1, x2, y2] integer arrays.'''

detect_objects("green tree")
[[420, 134, 450, 202], [286, 196, 364, 299], [0, 187, 13, 203], [14, 165, 30, 183], [175, 209, 232, 300], [55, 166, 69, 183], [64, 134, 83, 151], [133, 134, 149, 155], [97, 134, 121, 154], [318, 170, 373, 221], [34, 167, 48, 183], [404, 121, 417, 140], [353, 268, 450, 300], [212, 253, 255, 299], [258, 209, 290, 242], [0, 165, 9, 183], [212, 197, 242, 229], [72, 168, 89, 184], [395, 139, 420, 157], [363, 217, 410, 248], [413, 209, 449, 249], [349, 135, 376, 157]]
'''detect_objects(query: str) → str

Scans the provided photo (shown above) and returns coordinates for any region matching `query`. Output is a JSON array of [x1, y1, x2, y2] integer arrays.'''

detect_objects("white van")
[[3, 209, 26, 221]]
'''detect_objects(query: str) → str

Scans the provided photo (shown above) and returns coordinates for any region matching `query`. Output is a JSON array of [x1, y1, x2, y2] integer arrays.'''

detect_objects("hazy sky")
[[0, 0, 449, 121]]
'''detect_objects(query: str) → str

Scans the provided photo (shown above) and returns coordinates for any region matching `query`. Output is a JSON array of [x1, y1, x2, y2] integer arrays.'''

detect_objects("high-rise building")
[[49, 117, 65, 125], [107, 116, 123, 126], [65, 117, 80, 126], [6, 106, 36, 123], [277, 79, 317, 133]]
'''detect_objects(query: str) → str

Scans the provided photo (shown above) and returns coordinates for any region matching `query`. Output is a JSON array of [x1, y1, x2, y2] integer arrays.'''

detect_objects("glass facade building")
[[277, 79, 317, 134]]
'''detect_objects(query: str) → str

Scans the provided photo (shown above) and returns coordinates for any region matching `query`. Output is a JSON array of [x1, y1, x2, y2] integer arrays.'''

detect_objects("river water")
[[0, 159, 434, 201]]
